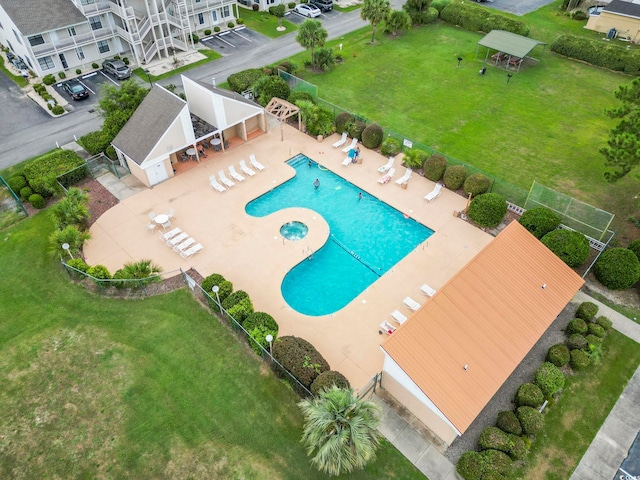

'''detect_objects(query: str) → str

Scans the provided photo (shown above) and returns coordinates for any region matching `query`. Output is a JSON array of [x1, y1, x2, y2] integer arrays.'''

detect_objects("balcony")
[[31, 27, 117, 56]]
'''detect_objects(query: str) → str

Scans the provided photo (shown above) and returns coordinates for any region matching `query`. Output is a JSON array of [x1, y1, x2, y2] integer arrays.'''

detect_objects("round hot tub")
[[280, 221, 308, 241]]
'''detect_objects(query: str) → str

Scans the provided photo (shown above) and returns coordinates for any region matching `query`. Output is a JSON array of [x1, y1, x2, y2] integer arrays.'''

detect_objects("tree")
[[270, 4, 286, 28], [403, 0, 431, 25], [296, 19, 328, 70], [385, 10, 411, 37], [252, 75, 290, 106], [361, 0, 391, 44], [96, 79, 149, 141], [600, 77, 640, 182], [298, 386, 382, 476], [50, 187, 90, 230]]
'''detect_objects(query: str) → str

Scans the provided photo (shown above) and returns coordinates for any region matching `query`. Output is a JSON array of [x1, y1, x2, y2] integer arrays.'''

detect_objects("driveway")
[[480, 0, 557, 16]]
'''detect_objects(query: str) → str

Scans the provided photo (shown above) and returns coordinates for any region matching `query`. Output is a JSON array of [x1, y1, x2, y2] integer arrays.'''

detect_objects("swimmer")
[[313, 178, 320, 190], [358, 192, 362, 200]]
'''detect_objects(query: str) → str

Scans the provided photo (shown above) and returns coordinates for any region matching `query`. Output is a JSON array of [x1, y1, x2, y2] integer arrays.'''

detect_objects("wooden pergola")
[[265, 97, 300, 141]]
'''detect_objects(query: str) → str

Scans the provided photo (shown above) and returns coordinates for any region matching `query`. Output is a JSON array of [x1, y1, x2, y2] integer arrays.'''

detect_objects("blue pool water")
[[245, 155, 434, 316]]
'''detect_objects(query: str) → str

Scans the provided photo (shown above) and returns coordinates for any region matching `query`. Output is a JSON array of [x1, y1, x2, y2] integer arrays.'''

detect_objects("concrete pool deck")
[[84, 124, 492, 390]]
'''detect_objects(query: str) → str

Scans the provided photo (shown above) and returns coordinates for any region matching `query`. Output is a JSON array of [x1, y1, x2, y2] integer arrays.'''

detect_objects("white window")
[[89, 17, 102, 30], [211, 10, 217, 22], [38, 56, 55, 70], [68, 26, 77, 36], [76, 47, 85, 60], [198, 12, 204, 24], [97, 40, 110, 53]]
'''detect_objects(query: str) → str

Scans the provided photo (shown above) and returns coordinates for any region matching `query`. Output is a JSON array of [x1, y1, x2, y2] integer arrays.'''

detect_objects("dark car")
[[11, 56, 27, 70], [310, 0, 333, 12], [102, 59, 131, 79], [62, 79, 89, 101]]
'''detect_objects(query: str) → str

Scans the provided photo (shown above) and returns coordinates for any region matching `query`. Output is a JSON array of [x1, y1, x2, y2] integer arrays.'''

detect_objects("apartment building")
[[0, 0, 238, 77]]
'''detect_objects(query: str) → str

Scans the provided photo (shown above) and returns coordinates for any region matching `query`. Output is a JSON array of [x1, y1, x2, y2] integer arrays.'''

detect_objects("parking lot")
[[52, 69, 129, 110], [200, 26, 267, 54]]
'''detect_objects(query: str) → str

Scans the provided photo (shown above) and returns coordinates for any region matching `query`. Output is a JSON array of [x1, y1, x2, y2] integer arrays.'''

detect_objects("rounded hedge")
[[496, 410, 522, 435], [202, 273, 233, 303], [547, 343, 570, 367], [518, 207, 561, 239], [67, 258, 89, 273], [288, 91, 315, 105], [20, 186, 33, 200], [348, 120, 366, 141], [588, 323, 606, 338], [585, 333, 602, 346], [541, 229, 590, 268], [566, 318, 588, 335], [457, 451, 485, 480], [468, 193, 507, 228], [361, 123, 383, 149], [423, 154, 447, 182], [243, 311, 278, 332], [594, 247, 640, 290], [8, 174, 27, 192], [515, 383, 544, 408], [482, 449, 513, 476], [87, 264, 111, 280], [380, 137, 402, 156], [272, 336, 330, 388], [463, 173, 491, 197], [534, 362, 565, 397], [570, 349, 591, 370], [443, 164, 467, 190], [222, 290, 250, 310], [478, 426, 510, 454], [226, 296, 254, 324], [334, 112, 355, 134], [596, 316, 613, 331], [507, 434, 528, 460], [516, 406, 544, 435], [29, 193, 46, 209], [628, 239, 640, 262], [227, 68, 266, 93], [567, 333, 588, 351], [310, 370, 350, 395], [575, 301, 598, 321]]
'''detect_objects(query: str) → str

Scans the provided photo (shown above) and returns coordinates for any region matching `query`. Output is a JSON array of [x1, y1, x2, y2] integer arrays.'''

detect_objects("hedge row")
[[23, 149, 87, 197], [551, 34, 640, 76], [440, 2, 530, 37]]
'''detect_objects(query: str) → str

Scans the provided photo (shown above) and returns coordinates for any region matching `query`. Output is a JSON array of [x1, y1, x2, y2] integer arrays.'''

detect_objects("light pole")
[[457, 56, 462, 68], [265, 334, 273, 355], [61, 243, 73, 259], [212, 285, 221, 313], [144, 69, 153, 88]]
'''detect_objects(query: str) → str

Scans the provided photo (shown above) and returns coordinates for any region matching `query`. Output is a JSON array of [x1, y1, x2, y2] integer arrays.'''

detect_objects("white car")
[[294, 3, 321, 17]]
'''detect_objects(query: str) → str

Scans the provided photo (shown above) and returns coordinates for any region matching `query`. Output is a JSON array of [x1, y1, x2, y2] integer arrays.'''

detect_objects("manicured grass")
[[0, 213, 426, 479], [133, 49, 222, 83], [587, 290, 640, 325], [0, 56, 28, 88], [288, 15, 640, 243], [334, 4, 361, 12], [239, 9, 298, 38], [512, 330, 640, 480]]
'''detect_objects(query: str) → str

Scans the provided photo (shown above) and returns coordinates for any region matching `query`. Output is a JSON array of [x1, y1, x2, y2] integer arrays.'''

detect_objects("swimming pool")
[[245, 155, 434, 316]]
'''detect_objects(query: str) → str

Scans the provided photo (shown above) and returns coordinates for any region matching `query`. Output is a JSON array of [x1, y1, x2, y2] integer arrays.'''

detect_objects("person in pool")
[[313, 178, 320, 190]]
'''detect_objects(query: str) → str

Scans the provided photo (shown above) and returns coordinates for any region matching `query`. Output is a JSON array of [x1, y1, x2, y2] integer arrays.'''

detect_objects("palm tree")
[[296, 19, 328, 70], [50, 187, 89, 229], [361, 0, 391, 44], [298, 386, 383, 476]]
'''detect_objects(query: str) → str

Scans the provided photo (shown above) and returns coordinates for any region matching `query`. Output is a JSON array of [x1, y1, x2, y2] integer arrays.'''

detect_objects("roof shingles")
[[0, 0, 87, 36]]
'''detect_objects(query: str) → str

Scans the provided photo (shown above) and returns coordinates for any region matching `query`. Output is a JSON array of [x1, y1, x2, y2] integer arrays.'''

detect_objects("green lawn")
[[239, 8, 298, 38], [288, 8, 639, 243], [0, 213, 425, 479], [133, 49, 222, 83]]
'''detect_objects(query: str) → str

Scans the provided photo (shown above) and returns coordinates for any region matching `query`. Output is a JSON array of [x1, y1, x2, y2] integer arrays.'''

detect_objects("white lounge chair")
[[396, 168, 412, 186], [229, 165, 245, 182], [249, 154, 265, 171], [341, 156, 353, 166], [209, 175, 226, 193], [181, 243, 203, 259], [159, 227, 181, 241], [219, 170, 235, 188], [239, 160, 256, 177], [167, 232, 189, 247], [391, 310, 408, 325], [403, 296, 421, 311], [332, 132, 348, 148], [420, 284, 437, 297], [342, 137, 358, 153], [424, 183, 443, 202], [174, 237, 196, 253], [378, 157, 394, 173], [379, 320, 397, 335], [378, 167, 396, 185]]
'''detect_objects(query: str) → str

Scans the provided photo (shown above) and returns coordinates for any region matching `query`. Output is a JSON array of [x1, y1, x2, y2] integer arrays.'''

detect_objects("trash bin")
[[607, 28, 617, 39]]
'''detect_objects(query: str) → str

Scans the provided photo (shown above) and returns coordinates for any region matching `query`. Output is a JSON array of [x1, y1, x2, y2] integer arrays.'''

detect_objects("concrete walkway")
[[570, 291, 640, 480]]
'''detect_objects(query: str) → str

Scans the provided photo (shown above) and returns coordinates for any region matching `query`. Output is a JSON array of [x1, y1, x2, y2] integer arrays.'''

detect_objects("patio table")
[[154, 214, 169, 225]]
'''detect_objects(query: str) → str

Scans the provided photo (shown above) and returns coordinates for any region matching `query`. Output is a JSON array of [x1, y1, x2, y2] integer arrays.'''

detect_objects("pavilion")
[[475, 30, 546, 73]]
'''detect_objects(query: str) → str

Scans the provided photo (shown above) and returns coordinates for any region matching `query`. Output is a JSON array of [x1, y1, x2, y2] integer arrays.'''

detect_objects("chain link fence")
[[0, 176, 28, 230]]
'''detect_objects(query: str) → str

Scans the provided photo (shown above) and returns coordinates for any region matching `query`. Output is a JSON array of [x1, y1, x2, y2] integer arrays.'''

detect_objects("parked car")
[[310, 0, 333, 12], [102, 59, 131, 79], [62, 79, 89, 100], [294, 3, 321, 17], [11, 56, 27, 70]]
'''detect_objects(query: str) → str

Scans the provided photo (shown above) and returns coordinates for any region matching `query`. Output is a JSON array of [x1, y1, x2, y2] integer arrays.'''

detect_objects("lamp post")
[[144, 69, 153, 88], [265, 334, 273, 356], [61, 243, 73, 259], [457, 56, 462, 68], [212, 285, 221, 313]]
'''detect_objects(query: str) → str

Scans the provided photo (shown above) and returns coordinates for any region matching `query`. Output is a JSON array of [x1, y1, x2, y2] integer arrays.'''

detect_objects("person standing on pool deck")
[[313, 178, 320, 190]]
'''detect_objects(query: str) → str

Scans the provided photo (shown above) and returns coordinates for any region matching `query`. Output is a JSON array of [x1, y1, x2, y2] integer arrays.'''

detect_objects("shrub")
[[596, 316, 613, 331], [227, 297, 254, 324], [227, 68, 266, 93], [541, 229, 590, 268], [204, 29, 211, 35], [468, 193, 507, 228], [380, 137, 402, 156], [478, 426, 511, 453], [348, 120, 366, 141], [92, 62, 99, 69], [310, 370, 350, 395], [51, 105, 65, 115], [440, 2, 529, 36], [594, 248, 640, 290], [244, 312, 278, 354], [227, 22, 235, 28], [7, 174, 27, 193], [67, 257, 89, 273], [29, 193, 46, 209], [298, 101, 334, 137], [288, 2, 296, 8], [443, 164, 467, 190], [361, 123, 383, 149], [272, 336, 330, 388], [551, 34, 640, 76], [75, 68, 82, 75], [19, 186, 33, 200], [252, 75, 290, 106], [87, 264, 111, 281], [202, 273, 233, 304], [222, 290, 250, 310], [570, 349, 591, 370], [516, 406, 544, 435], [79, 130, 111, 155], [403, 149, 429, 170], [456, 451, 486, 480], [424, 154, 447, 181], [507, 434, 528, 460], [585, 333, 602, 346], [567, 333, 588, 351], [25, 149, 87, 196], [482, 449, 512, 476], [534, 362, 565, 397], [547, 343, 570, 367], [518, 207, 561, 239], [214, 26, 221, 32], [515, 383, 544, 408], [288, 91, 314, 106], [575, 301, 598, 321], [463, 173, 491, 197], [191, 33, 199, 43], [431, 0, 450, 12], [496, 410, 522, 435], [566, 318, 588, 335], [571, 9, 587, 20], [58, 72, 66, 79], [252, 3, 259, 10], [42, 74, 56, 85], [335, 112, 355, 134], [629, 239, 640, 262]]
